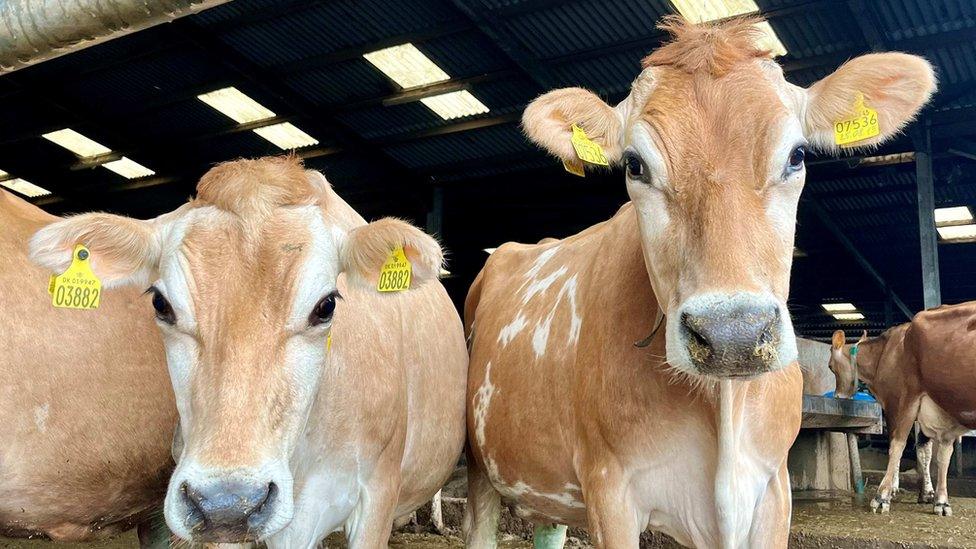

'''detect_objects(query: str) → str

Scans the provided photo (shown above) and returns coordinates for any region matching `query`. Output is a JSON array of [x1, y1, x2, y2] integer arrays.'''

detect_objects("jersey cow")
[[30, 157, 468, 547], [464, 17, 935, 549], [830, 303, 976, 516], [0, 190, 175, 545]]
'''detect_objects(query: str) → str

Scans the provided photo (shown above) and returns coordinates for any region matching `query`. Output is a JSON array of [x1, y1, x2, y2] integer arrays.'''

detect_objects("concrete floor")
[[4, 493, 975, 548]]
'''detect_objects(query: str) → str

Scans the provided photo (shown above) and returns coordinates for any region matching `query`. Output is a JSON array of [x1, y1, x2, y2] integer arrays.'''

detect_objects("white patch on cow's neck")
[[519, 246, 560, 290], [522, 265, 568, 304], [566, 277, 582, 346], [498, 313, 528, 346], [531, 275, 579, 359]]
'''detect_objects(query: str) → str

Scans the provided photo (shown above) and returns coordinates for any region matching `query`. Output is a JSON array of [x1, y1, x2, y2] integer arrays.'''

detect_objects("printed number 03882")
[[378, 270, 409, 290], [54, 285, 99, 308]]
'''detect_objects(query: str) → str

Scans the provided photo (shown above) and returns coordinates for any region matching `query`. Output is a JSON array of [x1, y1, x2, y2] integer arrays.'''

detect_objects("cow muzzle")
[[165, 460, 293, 543], [180, 479, 277, 541], [671, 292, 796, 378]]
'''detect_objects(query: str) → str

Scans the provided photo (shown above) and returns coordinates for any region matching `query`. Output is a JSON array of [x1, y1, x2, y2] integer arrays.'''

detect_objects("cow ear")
[[30, 213, 160, 288], [858, 330, 869, 343], [522, 87, 623, 168], [341, 218, 443, 289], [831, 330, 846, 350], [804, 53, 936, 151]]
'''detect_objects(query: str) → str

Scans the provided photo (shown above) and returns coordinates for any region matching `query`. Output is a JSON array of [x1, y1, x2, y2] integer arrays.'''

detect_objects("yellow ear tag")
[[833, 92, 880, 147], [570, 124, 609, 166], [562, 159, 585, 177], [50, 244, 102, 310], [377, 245, 412, 292]]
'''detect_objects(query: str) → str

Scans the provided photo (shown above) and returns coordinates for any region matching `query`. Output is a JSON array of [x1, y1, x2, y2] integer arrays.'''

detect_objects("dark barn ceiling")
[[3, 0, 976, 340]]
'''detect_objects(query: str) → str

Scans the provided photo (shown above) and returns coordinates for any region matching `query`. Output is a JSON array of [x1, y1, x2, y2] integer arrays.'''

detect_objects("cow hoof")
[[934, 503, 952, 516], [870, 496, 890, 514], [919, 491, 935, 504]]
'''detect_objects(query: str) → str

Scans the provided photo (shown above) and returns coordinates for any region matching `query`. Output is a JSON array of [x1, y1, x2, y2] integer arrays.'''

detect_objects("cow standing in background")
[[0, 189, 175, 546], [465, 17, 935, 549], [830, 304, 976, 516], [30, 157, 468, 547]]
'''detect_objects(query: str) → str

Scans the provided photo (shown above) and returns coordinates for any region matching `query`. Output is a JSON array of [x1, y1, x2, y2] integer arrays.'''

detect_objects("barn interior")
[[2, 0, 976, 547]]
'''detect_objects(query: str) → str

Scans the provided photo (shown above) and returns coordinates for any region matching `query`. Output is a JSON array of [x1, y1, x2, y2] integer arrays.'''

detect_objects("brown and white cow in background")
[[0, 189, 175, 546], [30, 157, 468, 547], [464, 17, 935, 549], [830, 303, 976, 516]]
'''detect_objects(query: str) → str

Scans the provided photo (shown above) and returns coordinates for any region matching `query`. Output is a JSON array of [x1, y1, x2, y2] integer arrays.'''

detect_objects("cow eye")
[[624, 151, 645, 179], [148, 287, 176, 325], [787, 146, 806, 171], [309, 291, 341, 327]]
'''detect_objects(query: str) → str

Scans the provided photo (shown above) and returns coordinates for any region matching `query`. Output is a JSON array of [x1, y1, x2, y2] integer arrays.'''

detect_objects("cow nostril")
[[252, 482, 278, 518], [681, 312, 712, 361], [180, 482, 206, 526], [757, 309, 781, 346]]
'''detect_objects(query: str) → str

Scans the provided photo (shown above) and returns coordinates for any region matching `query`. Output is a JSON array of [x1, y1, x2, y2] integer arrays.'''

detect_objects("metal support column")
[[848, 433, 865, 494], [915, 121, 942, 310]]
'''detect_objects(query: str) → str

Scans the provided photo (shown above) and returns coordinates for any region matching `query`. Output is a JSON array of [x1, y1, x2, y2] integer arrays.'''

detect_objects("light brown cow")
[[830, 303, 976, 516], [465, 17, 935, 549], [30, 157, 467, 547], [0, 189, 175, 545]]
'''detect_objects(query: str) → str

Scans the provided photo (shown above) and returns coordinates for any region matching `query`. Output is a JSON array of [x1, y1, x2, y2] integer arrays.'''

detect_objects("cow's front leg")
[[933, 439, 955, 516], [916, 431, 935, 503], [345, 463, 400, 549], [746, 462, 791, 549], [583, 467, 640, 549], [871, 399, 920, 513]]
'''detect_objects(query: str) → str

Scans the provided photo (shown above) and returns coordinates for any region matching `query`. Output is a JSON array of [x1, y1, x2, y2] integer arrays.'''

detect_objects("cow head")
[[29, 157, 443, 543], [522, 17, 935, 378], [829, 329, 868, 398]]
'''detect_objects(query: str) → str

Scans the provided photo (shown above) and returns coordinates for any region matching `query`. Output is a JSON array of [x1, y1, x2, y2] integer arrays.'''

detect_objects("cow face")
[[29, 158, 443, 543], [829, 330, 864, 399], [522, 18, 935, 379]]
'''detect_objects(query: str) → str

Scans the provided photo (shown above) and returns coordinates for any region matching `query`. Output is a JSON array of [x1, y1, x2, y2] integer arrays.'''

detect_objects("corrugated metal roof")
[[877, 0, 976, 41], [216, 0, 462, 68], [502, 0, 671, 59], [284, 59, 392, 106], [383, 124, 532, 168]]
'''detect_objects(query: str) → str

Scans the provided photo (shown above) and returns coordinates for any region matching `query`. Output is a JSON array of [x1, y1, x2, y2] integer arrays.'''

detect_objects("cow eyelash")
[[145, 285, 176, 325], [623, 150, 650, 183]]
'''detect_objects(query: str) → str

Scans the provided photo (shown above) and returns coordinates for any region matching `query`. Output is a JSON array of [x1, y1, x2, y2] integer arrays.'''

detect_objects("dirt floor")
[[3, 493, 975, 548], [791, 491, 976, 548]]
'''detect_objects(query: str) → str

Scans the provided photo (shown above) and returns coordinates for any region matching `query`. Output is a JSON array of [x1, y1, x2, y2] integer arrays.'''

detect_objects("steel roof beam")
[[805, 198, 914, 320], [947, 140, 976, 161], [447, 0, 554, 91], [845, 0, 888, 51]]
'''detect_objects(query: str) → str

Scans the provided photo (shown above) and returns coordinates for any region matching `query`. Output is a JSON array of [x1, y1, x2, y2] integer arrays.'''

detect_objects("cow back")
[[909, 302, 976, 429]]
